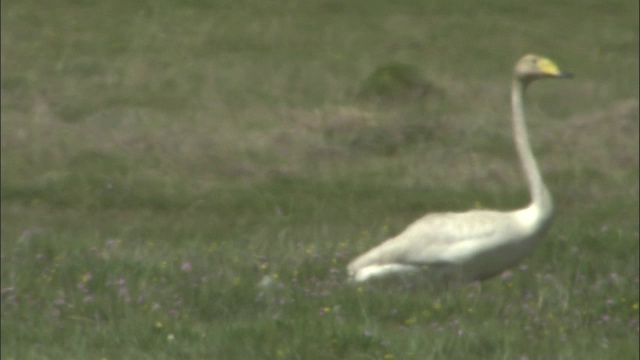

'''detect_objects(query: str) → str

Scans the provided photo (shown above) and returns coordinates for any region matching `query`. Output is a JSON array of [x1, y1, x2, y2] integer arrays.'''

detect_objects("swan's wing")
[[399, 210, 524, 264], [349, 210, 525, 272]]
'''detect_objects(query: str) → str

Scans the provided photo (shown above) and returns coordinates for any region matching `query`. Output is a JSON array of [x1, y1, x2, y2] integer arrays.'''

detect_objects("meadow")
[[1, 0, 638, 359]]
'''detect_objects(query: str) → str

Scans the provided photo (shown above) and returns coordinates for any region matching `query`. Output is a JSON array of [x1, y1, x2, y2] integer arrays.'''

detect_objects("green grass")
[[2, 0, 638, 359]]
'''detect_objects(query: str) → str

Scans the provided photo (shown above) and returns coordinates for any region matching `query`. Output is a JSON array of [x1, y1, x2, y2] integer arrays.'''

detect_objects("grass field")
[[2, 0, 638, 359]]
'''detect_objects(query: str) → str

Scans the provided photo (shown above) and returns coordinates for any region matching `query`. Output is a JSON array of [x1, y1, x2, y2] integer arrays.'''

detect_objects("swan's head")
[[515, 54, 572, 83]]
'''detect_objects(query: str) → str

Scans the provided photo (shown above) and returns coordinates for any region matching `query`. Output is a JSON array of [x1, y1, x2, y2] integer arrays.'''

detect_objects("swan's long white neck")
[[511, 79, 553, 220]]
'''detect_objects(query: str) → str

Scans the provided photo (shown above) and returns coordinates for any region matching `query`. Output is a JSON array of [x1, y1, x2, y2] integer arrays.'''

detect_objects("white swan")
[[347, 54, 572, 283]]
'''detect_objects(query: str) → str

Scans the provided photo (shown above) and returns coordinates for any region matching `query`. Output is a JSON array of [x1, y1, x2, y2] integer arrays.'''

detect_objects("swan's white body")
[[348, 54, 571, 283]]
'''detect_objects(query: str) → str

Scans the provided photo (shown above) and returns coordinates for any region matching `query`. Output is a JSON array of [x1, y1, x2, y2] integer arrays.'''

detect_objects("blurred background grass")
[[1, 0, 638, 359]]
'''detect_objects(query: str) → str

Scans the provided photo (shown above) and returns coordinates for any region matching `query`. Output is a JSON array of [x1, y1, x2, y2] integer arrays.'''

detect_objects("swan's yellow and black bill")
[[539, 57, 573, 78]]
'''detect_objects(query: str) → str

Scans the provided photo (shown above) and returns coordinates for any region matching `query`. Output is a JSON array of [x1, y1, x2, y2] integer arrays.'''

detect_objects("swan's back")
[[348, 206, 551, 282]]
